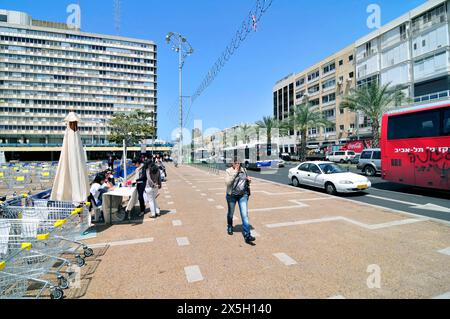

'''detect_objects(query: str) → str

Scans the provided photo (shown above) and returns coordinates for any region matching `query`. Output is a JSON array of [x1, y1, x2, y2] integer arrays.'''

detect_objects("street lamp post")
[[166, 32, 193, 165]]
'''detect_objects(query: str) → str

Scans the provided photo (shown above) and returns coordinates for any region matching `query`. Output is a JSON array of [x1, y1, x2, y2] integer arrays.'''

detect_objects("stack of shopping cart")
[[0, 197, 93, 299]]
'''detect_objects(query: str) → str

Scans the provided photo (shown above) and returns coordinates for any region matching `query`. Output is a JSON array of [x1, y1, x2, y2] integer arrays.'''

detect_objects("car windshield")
[[319, 163, 346, 174]]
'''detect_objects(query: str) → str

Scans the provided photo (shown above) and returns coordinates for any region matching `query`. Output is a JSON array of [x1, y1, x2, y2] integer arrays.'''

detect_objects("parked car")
[[326, 151, 356, 164], [278, 159, 286, 168], [288, 161, 371, 195], [357, 148, 381, 177], [350, 154, 361, 165], [280, 153, 291, 161]]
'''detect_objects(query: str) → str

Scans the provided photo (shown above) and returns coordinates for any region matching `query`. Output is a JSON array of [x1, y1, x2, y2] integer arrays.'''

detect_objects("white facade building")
[[0, 9, 157, 148]]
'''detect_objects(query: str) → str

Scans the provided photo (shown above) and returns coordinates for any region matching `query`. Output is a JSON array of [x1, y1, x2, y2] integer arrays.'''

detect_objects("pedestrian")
[[135, 160, 149, 218], [107, 154, 114, 171], [225, 159, 255, 245], [146, 162, 162, 218]]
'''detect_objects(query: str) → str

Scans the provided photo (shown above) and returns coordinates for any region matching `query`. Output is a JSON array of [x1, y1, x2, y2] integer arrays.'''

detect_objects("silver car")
[[357, 148, 381, 176]]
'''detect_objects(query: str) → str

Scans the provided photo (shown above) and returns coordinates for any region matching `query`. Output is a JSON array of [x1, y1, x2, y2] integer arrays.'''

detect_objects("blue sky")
[[2, 0, 426, 141]]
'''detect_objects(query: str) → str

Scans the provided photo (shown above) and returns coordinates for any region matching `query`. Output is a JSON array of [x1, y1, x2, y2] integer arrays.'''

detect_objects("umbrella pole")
[[123, 139, 127, 181]]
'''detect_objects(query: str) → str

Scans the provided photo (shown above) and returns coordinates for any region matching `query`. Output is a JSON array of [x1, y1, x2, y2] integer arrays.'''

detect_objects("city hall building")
[[0, 9, 161, 160], [273, 0, 450, 154]]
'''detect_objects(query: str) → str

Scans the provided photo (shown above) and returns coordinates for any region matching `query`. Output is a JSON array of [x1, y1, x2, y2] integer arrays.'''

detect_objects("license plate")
[[357, 184, 368, 189]]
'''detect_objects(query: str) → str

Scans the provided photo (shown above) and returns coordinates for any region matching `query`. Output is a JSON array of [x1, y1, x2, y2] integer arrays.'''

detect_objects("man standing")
[[108, 154, 115, 171], [225, 159, 255, 245]]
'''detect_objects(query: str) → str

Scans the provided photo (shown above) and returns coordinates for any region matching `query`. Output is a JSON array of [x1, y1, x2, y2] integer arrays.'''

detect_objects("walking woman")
[[135, 160, 149, 217], [146, 162, 162, 218], [225, 159, 255, 245]]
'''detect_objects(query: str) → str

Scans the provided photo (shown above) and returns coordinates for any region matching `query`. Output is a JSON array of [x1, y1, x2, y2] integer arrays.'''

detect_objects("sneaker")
[[245, 235, 256, 243], [227, 228, 233, 236]]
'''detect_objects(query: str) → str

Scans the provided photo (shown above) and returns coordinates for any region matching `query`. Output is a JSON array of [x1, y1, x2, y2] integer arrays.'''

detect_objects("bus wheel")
[[245, 162, 250, 169], [325, 182, 337, 195], [364, 166, 376, 177]]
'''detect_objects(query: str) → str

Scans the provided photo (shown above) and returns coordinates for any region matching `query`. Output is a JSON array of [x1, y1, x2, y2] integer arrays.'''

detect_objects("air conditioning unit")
[[347, 78, 353, 82]]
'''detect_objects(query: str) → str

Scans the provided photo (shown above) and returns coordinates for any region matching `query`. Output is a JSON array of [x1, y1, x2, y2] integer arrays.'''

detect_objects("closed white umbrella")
[[50, 112, 90, 203]]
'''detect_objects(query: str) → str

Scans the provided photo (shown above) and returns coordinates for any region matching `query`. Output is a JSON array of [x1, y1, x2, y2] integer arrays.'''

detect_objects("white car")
[[326, 151, 356, 164], [288, 161, 371, 195]]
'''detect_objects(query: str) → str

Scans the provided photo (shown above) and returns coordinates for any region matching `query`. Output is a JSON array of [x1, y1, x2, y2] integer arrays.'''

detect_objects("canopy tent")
[[50, 112, 90, 203]]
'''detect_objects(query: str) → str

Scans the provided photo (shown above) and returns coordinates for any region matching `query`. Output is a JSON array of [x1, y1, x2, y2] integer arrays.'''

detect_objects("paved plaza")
[[70, 164, 450, 299]]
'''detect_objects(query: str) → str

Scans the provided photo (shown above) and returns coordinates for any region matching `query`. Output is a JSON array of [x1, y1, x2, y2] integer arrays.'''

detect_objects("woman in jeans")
[[225, 159, 255, 245], [146, 163, 162, 218]]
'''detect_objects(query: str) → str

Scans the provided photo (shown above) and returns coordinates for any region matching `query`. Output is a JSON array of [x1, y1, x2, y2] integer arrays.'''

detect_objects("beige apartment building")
[[273, 45, 357, 154], [273, 0, 450, 155]]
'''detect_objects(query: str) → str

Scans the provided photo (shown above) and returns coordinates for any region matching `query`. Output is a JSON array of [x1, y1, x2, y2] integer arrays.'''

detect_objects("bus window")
[[444, 109, 450, 136], [245, 147, 250, 159], [388, 110, 441, 140]]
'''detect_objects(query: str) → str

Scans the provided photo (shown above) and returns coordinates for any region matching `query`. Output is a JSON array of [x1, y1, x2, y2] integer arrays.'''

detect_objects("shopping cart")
[[0, 220, 66, 299], [1, 200, 93, 268]]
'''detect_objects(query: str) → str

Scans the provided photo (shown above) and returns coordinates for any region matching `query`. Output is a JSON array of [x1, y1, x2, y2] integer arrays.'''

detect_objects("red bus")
[[381, 101, 450, 191]]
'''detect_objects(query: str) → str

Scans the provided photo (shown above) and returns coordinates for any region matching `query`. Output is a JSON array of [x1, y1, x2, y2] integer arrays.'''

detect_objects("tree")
[[340, 82, 407, 148], [255, 116, 289, 145], [284, 104, 331, 162], [109, 110, 156, 146]]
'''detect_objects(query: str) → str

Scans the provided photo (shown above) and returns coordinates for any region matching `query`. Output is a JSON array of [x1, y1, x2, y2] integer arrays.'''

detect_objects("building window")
[[340, 125, 345, 131], [323, 109, 335, 119], [349, 55, 354, 62], [323, 62, 336, 74], [400, 24, 407, 40], [322, 78, 336, 90], [339, 60, 343, 66], [349, 72, 354, 78], [308, 128, 317, 135], [310, 98, 320, 107], [296, 90, 305, 100], [350, 123, 355, 129], [307, 70, 320, 82], [340, 108, 345, 114], [0, 14, 7, 22], [296, 78, 305, 87], [325, 127, 336, 133], [308, 84, 320, 94], [322, 93, 336, 104]]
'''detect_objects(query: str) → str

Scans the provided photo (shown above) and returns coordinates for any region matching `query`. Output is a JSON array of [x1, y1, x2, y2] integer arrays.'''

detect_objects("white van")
[[326, 150, 356, 164]]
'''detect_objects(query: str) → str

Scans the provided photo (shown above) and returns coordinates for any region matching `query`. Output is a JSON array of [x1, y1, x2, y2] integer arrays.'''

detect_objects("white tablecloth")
[[102, 187, 135, 224]]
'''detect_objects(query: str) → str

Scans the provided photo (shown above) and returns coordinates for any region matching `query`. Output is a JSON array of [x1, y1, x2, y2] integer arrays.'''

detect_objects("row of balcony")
[[0, 76, 156, 91], [1, 66, 155, 83], [1, 48, 156, 67], [1, 83, 155, 98], [0, 94, 155, 105], [0, 32, 156, 57], [2, 57, 156, 75]]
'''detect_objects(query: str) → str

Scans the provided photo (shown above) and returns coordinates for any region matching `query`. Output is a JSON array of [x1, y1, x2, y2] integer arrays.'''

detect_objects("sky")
[[1, 0, 427, 141]]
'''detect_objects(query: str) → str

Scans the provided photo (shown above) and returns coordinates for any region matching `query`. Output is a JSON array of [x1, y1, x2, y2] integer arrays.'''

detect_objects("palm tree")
[[237, 123, 253, 145], [340, 82, 407, 148], [255, 116, 289, 146], [284, 104, 331, 162]]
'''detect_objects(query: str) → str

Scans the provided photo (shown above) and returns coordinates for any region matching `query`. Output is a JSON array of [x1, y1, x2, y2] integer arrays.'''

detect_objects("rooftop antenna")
[[114, 0, 121, 34]]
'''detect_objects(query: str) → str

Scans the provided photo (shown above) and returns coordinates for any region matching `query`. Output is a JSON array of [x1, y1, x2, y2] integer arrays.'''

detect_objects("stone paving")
[[68, 164, 450, 299]]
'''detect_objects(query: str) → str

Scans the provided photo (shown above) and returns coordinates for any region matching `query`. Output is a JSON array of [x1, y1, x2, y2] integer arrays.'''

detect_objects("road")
[[212, 162, 449, 223]]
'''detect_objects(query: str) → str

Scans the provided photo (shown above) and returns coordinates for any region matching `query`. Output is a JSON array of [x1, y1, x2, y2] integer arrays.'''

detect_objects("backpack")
[[231, 170, 250, 197]]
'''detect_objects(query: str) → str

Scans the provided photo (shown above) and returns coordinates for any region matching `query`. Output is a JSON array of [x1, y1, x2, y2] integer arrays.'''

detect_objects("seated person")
[[90, 174, 113, 207]]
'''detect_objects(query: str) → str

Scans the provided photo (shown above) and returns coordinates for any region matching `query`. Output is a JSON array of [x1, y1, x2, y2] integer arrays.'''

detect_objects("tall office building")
[[274, 0, 450, 153], [0, 9, 157, 159], [273, 45, 356, 153]]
